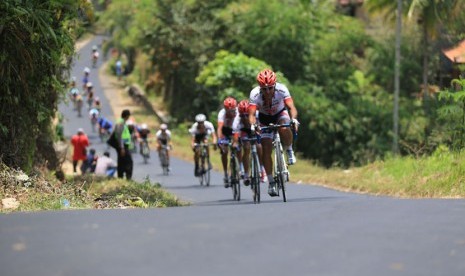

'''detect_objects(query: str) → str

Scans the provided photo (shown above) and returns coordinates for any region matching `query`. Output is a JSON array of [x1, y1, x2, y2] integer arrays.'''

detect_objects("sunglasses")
[[260, 85, 275, 93]]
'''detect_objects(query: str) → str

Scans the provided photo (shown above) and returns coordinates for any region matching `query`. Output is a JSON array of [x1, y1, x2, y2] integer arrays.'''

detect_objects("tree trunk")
[[393, 0, 402, 154]]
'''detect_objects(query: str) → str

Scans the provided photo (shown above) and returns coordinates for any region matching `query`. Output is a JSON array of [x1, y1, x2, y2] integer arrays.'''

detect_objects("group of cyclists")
[[68, 43, 173, 176], [189, 69, 299, 197]]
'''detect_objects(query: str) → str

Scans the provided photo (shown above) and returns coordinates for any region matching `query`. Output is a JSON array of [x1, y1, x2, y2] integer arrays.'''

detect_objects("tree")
[[0, 0, 78, 172]]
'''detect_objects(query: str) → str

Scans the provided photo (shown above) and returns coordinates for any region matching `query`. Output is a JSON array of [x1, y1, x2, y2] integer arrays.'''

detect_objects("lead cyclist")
[[248, 69, 299, 197]]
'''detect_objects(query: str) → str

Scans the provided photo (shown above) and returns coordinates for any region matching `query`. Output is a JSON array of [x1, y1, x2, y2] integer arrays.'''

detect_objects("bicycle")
[[241, 135, 261, 203], [194, 142, 211, 186], [218, 139, 241, 201], [158, 144, 170, 175], [140, 138, 150, 164], [260, 123, 292, 202]]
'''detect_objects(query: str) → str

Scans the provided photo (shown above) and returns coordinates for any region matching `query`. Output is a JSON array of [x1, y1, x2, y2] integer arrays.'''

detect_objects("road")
[[1, 36, 465, 276]]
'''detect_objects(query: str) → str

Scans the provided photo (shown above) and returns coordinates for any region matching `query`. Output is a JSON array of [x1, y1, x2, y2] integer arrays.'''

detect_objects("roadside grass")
[[105, 57, 465, 199], [0, 163, 186, 213]]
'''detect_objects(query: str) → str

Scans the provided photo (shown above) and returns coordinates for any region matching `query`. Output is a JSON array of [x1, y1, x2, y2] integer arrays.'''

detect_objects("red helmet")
[[256, 69, 276, 87], [223, 97, 237, 109], [238, 100, 249, 114]]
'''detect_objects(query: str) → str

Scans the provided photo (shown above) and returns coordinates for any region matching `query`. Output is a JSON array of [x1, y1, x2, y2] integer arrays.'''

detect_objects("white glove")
[[291, 118, 300, 126]]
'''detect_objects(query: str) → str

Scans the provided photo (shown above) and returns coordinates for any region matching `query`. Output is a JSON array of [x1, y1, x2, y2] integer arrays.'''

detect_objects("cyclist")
[[155, 123, 172, 170], [189, 114, 217, 177], [97, 117, 113, 139], [249, 69, 299, 196], [137, 123, 151, 155], [93, 97, 102, 113], [85, 82, 94, 110], [82, 67, 90, 90], [69, 87, 80, 110], [92, 45, 99, 68], [236, 99, 267, 185], [217, 97, 241, 188], [89, 107, 100, 132]]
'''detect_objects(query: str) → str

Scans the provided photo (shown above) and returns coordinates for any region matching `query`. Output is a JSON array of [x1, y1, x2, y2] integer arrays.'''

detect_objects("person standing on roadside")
[[71, 128, 89, 175], [114, 109, 133, 179]]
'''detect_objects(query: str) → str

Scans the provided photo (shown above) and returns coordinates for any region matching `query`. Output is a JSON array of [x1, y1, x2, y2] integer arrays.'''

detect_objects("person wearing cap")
[[70, 128, 90, 175], [156, 123, 172, 169], [114, 109, 133, 179], [188, 114, 217, 176], [137, 123, 151, 155]]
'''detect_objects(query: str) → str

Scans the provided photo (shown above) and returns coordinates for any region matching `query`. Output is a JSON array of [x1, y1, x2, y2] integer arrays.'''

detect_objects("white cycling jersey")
[[249, 82, 292, 116], [217, 108, 240, 133], [156, 130, 172, 141], [89, 108, 99, 117], [189, 121, 215, 136]]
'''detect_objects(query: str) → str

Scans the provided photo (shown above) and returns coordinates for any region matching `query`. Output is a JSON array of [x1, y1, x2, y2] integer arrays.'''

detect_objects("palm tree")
[[367, 0, 462, 151]]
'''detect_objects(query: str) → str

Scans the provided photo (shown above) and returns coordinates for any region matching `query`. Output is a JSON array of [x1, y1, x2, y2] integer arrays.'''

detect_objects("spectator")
[[115, 59, 122, 80], [95, 151, 117, 177], [114, 109, 133, 179], [70, 128, 89, 175], [81, 148, 97, 174]]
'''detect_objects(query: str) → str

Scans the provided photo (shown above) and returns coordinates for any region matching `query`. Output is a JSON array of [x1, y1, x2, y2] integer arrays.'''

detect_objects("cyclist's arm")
[[248, 105, 257, 127], [284, 98, 298, 120], [217, 121, 224, 139]]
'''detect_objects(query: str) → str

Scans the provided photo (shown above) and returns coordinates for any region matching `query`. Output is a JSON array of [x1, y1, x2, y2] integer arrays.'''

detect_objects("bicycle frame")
[[241, 136, 261, 203], [218, 139, 241, 201], [261, 123, 291, 202], [194, 142, 210, 186], [159, 144, 169, 175]]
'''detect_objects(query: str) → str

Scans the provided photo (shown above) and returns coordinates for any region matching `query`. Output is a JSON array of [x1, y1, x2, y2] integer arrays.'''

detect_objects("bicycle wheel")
[[230, 155, 241, 201], [198, 153, 205, 186], [203, 153, 210, 186], [143, 144, 150, 164], [275, 143, 287, 202], [251, 152, 261, 203]]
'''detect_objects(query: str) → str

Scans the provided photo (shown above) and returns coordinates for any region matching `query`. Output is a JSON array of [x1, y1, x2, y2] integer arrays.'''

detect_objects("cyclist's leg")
[[277, 115, 296, 164]]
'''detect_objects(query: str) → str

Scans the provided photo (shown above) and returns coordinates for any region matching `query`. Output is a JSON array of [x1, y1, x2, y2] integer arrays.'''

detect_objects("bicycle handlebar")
[[260, 123, 292, 131]]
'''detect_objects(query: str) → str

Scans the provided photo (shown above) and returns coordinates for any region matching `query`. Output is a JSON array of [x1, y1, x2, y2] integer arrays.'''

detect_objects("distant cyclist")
[[189, 114, 217, 177], [137, 123, 151, 155], [98, 117, 113, 139], [92, 45, 99, 68], [249, 69, 299, 196], [156, 123, 172, 170], [82, 67, 90, 90], [89, 108, 100, 132], [217, 97, 241, 187]]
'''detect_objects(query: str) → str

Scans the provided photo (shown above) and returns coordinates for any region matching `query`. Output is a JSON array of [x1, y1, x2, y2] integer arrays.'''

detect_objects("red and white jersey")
[[217, 108, 240, 131], [249, 82, 292, 116]]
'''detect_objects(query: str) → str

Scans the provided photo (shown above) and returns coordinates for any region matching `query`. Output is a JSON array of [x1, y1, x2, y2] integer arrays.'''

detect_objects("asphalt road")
[[1, 36, 465, 276]]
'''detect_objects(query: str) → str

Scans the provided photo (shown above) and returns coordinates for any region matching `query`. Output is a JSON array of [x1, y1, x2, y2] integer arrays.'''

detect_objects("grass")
[[0, 164, 186, 213]]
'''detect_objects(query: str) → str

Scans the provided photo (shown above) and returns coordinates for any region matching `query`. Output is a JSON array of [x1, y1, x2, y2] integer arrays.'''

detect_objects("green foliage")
[[218, 0, 316, 82], [437, 78, 465, 150], [196, 50, 278, 113], [0, 0, 79, 172]]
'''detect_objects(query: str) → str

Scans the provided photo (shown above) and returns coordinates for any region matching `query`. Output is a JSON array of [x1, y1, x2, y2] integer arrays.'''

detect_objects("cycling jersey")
[[217, 108, 240, 139], [189, 121, 215, 143], [249, 82, 292, 116], [156, 130, 172, 145], [249, 82, 293, 139], [139, 128, 151, 140]]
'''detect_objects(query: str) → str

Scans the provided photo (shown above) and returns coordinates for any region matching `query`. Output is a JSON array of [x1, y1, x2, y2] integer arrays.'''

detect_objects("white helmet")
[[141, 123, 148, 129], [92, 45, 98, 51], [86, 82, 93, 88], [160, 123, 168, 130], [195, 114, 206, 123], [83, 67, 90, 73]]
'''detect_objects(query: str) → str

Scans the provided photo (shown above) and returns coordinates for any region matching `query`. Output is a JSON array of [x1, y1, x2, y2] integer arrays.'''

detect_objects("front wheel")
[[251, 153, 261, 204], [230, 156, 241, 201]]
